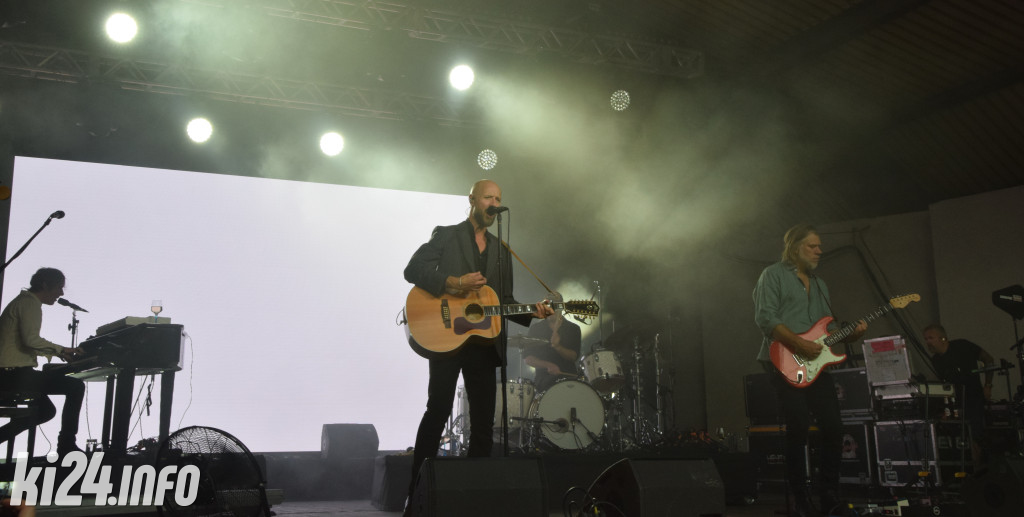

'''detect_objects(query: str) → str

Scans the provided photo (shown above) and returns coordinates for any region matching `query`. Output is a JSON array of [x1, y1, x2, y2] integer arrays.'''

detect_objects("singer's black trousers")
[[408, 345, 498, 495]]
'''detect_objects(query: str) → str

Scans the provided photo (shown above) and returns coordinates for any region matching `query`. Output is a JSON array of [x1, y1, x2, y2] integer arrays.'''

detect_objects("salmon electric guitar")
[[404, 285, 599, 359], [769, 293, 920, 387]]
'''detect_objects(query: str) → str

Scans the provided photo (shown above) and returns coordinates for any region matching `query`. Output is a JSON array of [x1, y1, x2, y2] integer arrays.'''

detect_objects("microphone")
[[50, 210, 65, 219], [485, 206, 509, 215], [570, 407, 577, 423], [57, 298, 88, 313]]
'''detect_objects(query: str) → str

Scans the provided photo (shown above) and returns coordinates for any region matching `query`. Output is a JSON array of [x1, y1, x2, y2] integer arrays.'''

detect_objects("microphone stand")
[[68, 308, 82, 348], [3, 213, 61, 273], [496, 211, 510, 457]]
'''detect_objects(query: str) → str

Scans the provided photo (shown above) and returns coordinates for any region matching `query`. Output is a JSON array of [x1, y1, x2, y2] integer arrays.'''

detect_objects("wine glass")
[[151, 299, 163, 322]]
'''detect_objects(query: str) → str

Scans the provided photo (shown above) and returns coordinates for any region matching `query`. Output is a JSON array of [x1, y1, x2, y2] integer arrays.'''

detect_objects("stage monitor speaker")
[[587, 458, 725, 517], [963, 457, 1024, 517], [408, 457, 548, 517], [321, 423, 379, 464]]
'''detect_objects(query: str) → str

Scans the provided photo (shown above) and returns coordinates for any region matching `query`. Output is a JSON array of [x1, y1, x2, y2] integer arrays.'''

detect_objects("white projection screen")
[[3, 156, 469, 454]]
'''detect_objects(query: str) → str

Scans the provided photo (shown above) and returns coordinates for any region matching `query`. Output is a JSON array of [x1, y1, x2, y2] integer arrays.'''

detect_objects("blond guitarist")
[[402, 179, 552, 516], [752, 224, 866, 517]]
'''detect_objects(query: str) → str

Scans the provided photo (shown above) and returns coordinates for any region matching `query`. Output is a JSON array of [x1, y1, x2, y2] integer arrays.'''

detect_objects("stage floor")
[[270, 495, 786, 516]]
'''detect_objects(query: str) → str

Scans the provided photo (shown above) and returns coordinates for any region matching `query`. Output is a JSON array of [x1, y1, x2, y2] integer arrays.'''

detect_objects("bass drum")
[[529, 380, 605, 450]]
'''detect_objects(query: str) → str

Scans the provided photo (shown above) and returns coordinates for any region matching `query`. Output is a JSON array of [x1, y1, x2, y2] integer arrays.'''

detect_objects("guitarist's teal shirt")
[[752, 261, 836, 362]]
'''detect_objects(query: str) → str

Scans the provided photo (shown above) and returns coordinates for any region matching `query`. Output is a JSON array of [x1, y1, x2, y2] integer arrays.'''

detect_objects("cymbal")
[[508, 335, 549, 349]]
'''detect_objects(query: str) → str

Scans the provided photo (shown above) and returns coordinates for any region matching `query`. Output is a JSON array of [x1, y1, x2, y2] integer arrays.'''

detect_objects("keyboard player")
[[0, 268, 85, 455]]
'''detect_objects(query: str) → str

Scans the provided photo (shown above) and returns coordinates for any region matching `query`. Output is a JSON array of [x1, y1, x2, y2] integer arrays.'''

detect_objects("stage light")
[[186, 118, 213, 143], [477, 149, 497, 170], [320, 132, 345, 156], [449, 65, 475, 91], [105, 13, 138, 44], [610, 90, 631, 111]]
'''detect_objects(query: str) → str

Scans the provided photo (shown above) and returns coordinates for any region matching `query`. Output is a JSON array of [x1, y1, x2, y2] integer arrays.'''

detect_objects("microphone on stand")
[[486, 206, 509, 215], [58, 298, 88, 313], [50, 210, 65, 219]]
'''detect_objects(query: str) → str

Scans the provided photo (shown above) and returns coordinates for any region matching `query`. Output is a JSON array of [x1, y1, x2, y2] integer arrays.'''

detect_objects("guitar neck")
[[484, 302, 567, 317], [824, 303, 895, 347]]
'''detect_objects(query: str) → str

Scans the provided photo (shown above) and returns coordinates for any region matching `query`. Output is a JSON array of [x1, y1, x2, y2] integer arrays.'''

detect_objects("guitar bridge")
[[441, 299, 451, 329]]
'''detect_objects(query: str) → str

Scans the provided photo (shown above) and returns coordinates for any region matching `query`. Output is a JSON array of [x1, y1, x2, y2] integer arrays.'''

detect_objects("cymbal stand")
[[630, 339, 661, 446], [631, 338, 643, 444], [653, 333, 664, 436], [607, 393, 630, 451]]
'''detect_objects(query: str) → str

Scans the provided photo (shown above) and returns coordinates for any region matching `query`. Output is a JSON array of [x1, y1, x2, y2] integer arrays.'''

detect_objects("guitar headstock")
[[563, 300, 600, 317], [889, 293, 921, 309]]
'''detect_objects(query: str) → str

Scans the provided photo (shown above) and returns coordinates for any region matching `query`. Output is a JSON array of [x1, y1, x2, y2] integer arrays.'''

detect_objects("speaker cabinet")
[[372, 454, 413, 511], [744, 373, 779, 424], [321, 423, 379, 464], [587, 458, 725, 517], [963, 458, 1024, 517], [408, 457, 548, 517]]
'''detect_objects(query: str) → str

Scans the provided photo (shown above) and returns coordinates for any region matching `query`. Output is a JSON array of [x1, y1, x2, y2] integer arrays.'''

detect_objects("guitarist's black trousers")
[[408, 345, 499, 496], [769, 367, 843, 497]]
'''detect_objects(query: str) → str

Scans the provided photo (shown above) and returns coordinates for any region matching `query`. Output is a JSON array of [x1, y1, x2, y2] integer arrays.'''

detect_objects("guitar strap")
[[814, 276, 837, 320], [501, 240, 556, 294]]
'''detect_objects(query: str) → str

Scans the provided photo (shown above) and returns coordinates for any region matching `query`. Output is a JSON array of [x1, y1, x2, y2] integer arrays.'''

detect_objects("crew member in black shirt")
[[923, 323, 994, 469]]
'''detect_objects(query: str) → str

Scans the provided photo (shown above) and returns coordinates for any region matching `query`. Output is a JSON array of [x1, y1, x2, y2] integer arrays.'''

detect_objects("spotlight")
[[610, 90, 631, 111], [320, 132, 345, 156], [449, 65, 475, 91], [105, 13, 138, 44], [477, 149, 497, 170], [186, 118, 213, 143]]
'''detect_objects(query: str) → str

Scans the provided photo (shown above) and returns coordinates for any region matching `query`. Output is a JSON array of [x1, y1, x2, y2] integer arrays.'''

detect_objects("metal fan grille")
[[156, 426, 270, 517]]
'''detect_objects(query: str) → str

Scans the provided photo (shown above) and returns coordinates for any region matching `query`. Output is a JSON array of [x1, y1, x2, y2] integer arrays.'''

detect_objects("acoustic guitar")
[[404, 285, 599, 359]]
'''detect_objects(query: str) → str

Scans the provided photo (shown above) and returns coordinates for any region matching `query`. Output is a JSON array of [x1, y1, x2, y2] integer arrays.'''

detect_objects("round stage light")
[[186, 118, 213, 143], [105, 13, 138, 44], [610, 90, 631, 111], [320, 132, 345, 156], [477, 149, 498, 170], [449, 65, 475, 91]]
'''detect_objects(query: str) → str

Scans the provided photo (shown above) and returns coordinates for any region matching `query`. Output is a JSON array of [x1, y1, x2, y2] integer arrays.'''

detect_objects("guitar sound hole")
[[464, 303, 484, 323]]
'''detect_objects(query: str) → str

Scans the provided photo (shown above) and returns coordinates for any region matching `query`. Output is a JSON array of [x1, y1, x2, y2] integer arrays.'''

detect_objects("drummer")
[[524, 292, 582, 392]]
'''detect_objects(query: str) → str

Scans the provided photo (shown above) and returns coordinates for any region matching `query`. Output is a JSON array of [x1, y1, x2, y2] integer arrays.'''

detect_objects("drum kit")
[[443, 329, 672, 455]]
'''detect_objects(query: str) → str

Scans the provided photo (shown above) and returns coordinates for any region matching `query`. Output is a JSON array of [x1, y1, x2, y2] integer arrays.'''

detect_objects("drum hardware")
[[510, 416, 567, 427], [653, 333, 664, 436], [443, 386, 470, 456], [628, 338, 662, 446]]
